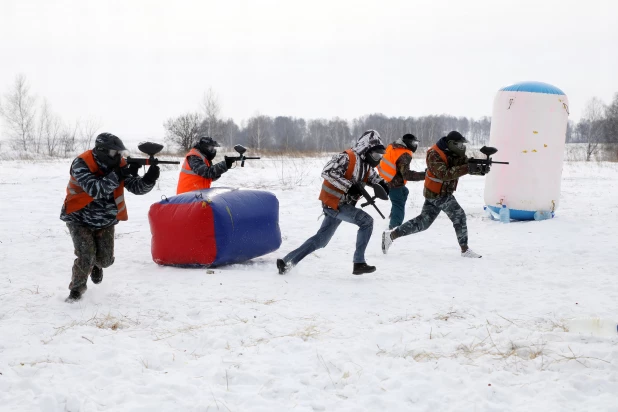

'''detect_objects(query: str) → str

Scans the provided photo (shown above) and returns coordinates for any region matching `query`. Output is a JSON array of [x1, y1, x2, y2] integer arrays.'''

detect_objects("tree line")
[[164, 89, 493, 152], [565, 95, 618, 160], [1, 75, 617, 161]]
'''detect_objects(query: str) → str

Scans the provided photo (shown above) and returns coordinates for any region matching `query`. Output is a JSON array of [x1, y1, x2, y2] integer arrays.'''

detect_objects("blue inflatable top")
[[500, 81, 565, 95]]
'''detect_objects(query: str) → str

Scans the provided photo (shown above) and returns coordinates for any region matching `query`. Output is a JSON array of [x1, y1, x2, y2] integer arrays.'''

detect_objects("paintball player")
[[381, 131, 485, 258], [377, 133, 426, 229], [60, 133, 160, 302], [276, 130, 390, 275], [176, 136, 236, 194]]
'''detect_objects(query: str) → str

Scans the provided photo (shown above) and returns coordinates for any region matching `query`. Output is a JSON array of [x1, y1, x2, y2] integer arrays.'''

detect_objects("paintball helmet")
[[402, 133, 419, 153], [94, 132, 128, 167], [445, 131, 468, 156], [196, 136, 220, 160]]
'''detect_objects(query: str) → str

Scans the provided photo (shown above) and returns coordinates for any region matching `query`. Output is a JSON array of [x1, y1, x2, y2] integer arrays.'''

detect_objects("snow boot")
[[277, 259, 291, 275], [353, 263, 376, 275], [91, 266, 103, 284], [65, 289, 83, 303]]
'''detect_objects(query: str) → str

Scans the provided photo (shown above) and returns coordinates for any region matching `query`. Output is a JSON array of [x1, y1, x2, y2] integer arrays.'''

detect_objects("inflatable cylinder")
[[484, 81, 569, 220], [149, 188, 282, 267]]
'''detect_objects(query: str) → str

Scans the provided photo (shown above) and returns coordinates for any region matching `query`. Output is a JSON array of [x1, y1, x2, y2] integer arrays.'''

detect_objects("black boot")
[[277, 259, 291, 275], [65, 289, 83, 303], [353, 263, 376, 275], [91, 266, 103, 284]]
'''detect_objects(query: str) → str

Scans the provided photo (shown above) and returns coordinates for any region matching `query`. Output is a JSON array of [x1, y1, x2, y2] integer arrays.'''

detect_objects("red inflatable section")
[[149, 200, 217, 266]]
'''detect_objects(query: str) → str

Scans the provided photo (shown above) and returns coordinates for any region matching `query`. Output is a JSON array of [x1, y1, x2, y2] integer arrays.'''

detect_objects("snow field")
[[0, 155, 617, 411]]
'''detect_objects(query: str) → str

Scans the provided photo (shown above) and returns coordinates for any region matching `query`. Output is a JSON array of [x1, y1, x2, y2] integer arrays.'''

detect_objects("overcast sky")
[[1, 0, 617, 142]]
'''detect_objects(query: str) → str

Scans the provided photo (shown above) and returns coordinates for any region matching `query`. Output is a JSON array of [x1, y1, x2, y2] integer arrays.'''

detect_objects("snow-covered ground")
[[1, 154, 617, 411]]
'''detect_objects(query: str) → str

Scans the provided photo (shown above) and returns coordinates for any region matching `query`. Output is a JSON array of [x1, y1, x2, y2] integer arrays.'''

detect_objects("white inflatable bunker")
[[484, 81, 570, 220]]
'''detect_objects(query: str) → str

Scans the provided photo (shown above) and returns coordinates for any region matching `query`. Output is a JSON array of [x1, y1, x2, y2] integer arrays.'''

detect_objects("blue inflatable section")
[[487, 205, 535, 221], [500, 81, 565, 96], [208, 188, 281, 266]]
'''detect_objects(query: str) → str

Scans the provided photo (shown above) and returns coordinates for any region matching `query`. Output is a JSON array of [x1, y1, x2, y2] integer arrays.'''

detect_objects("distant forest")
[[1, 76, 617, 161]]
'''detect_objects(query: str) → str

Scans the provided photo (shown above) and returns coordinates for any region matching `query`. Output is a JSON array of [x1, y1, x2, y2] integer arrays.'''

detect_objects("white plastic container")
[[533, 210, 553, 221], [567, 317, 618, 337], [499, 204, 510, 224], [484, 81, 569, 220]]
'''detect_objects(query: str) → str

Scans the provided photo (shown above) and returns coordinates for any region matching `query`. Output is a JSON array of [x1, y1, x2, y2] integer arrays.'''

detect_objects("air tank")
[[484, 81, 570, 220]]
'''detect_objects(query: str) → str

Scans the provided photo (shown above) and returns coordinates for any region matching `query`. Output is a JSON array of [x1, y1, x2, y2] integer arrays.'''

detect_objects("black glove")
[[411, 171, 426, 181], [142, 165, 160, 184], [378, 180, 390, 196], [468, 162, 489, 176], [128, 162, 140, 177], [347, 184, 362, 197], [114, 165, 132, 181], [224, 156, 236, 169]]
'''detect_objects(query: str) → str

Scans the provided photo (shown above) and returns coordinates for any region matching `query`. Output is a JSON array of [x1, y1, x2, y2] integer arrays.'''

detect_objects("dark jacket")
[[187, 148, 229, 181], [60, 153, 155, 228], [388, 140, 426, 189], [423, 137, 469, 199]]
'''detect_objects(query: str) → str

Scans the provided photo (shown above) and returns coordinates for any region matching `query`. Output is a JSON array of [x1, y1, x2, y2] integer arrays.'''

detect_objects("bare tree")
[[307, 119, 328, 151], [200, 87, 221, 138], [60, 122, 79, 156], [0, 74, 37, 151], [581, 97, 606, 161], [604, 92, 618, 144], [78, 117, 102, 150], [164, 112, 202, 151], [37, 99, 63, 156], [246, 114, 272, 151], [219, 118, 239, 148]]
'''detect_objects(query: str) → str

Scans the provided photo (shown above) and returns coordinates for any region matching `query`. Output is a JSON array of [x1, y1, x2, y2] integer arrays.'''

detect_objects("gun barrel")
[[491, 161, 509, 165], [127, 158, 180, 165]]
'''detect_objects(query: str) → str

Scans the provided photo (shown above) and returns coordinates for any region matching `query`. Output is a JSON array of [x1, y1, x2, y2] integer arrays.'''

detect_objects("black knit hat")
[[446, 131, 468, 143]]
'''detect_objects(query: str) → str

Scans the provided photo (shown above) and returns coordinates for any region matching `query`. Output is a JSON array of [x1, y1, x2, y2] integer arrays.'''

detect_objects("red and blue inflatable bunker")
[[148, 188, 281, 267]]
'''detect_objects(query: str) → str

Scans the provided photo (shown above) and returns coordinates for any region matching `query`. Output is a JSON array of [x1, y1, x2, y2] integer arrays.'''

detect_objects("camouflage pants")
[[394, 194, 468, 247], [66, 223, 115, 292]]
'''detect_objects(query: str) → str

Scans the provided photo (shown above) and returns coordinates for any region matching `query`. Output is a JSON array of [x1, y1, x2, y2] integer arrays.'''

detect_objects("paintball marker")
[[356, 182, 389, 219], [126, 142, 180, 168], [227, 144, 260, 167], [468, 146, 509, 175]]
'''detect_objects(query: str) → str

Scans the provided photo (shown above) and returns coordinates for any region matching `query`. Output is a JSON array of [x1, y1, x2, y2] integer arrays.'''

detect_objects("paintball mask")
[[365, 145, 386, 167], [197, 136, 220, 161], [402, 133, 419, 153], [94, 132, 128, 167], [445, 131, 468, 157]]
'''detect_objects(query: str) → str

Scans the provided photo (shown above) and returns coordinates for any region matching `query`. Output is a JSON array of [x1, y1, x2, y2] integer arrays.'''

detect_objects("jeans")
[[388, 186, 409, 229], [283, 203, 374, 265], [395, 194, 468, 246]]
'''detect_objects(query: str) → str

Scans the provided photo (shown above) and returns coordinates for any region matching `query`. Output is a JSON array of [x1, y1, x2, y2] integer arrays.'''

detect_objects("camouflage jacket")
[[60, 157, 155, 228], [321, 130, 386, 205], [187, 154, 229, 181], [388, 142, 426, 189], [423, 148, 469, 199]]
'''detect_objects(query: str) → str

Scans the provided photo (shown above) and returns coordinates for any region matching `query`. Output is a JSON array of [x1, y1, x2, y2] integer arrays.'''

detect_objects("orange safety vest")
[[377, 144, 412, 184], [176, 148, 213, 195], [318, 149, 368, 210], [63, 150, 128, 220], [424, 144, 457, 195]]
